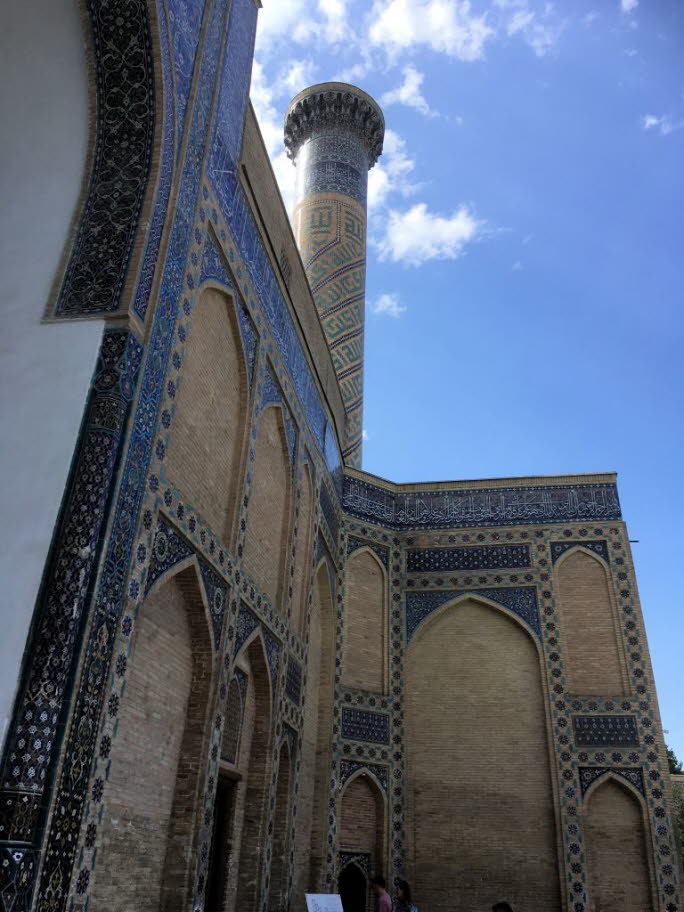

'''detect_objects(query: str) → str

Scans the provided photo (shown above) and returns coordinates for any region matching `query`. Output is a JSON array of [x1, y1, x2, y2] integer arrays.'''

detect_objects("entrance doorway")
[[338, 864, 368, 912], [206, 774, 238, 912]]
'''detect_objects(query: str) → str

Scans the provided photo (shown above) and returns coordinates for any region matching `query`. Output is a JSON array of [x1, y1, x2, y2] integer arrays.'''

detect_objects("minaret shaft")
[[285, 83, 384, 468]]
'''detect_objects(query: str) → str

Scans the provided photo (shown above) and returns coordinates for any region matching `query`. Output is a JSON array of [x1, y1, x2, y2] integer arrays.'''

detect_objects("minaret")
[[285, 83, 384, 468]]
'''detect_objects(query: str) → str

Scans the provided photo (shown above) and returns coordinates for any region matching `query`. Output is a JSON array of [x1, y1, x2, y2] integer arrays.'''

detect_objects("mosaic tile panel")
[[572, 715, 639, 747], [340, 708, 390, 745], [550, 539, 609, 564], [168, 0, 206, 152], [320, 481, 340, 546], [53, 0, 155, 316], [406, 586, 541, 642], [285, 656, 302, 706], [347, 535, 389, 568], [579, 766, 645, 797], [343, 478, 622, 530], [406, 543, 530, 573], [132, 0, 175, 322], [339, 760, 389, 794]]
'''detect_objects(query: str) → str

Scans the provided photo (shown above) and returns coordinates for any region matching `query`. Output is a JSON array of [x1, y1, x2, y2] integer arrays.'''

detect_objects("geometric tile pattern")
[[405, 586, 541, 642], [287, 85, 385, 468], [550, 539, 610, 564], [578, 766, 645, 797], [52, 0, 155, 317], [340, 708, 390, 744], [572, 715, 639, 747], [347, 535, 389, 568], [406, 543, 530, 572]]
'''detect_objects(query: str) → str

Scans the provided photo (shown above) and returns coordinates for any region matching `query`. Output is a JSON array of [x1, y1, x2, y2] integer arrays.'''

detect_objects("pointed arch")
[[291, 461, 315, 635], [165, 285, 248, 544], [90, 564, 214, 912], [555, 545, 628, 695], [292, 559, 337, 899], [234, 635, 274, 912], [583, 774, 656, 912], [243, 403, 292, 611], [339, 772, 386, 879], [269, 740, 293, 912], [406, 596, 561, 912], [343, 547, 387, 693]]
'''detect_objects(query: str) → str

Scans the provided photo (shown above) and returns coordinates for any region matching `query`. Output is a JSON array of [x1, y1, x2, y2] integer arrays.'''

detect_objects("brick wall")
[[91, 567, 213, 912], [339, 775, 384, 874], [235, 636, 274, 910], [221, 654, 258, 912], [269, 743, 292, 912], [165, 287, 246, 543], [406, 597, 561, 912], [556, 549, 626, 695], [343, 550, 385, 693], [243, 405, 292, 610], [584, 777, 655, 911]]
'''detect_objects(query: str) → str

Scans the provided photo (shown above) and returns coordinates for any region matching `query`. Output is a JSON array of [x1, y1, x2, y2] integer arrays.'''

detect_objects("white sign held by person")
[[305, 894, 344, 912]]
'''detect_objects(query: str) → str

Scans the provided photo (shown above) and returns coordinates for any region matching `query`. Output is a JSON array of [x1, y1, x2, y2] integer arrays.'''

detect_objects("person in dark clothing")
[[392, 879, 417, 912], [492, 903, 514, 912]]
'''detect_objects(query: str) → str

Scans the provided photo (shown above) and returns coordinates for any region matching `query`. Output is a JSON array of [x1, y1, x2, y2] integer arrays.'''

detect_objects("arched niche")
[[292, 560, 336, 899], [338, 772, 386, 880], [165, 285, 248, 544], [406, 595, 561, 912], [90, 563, 214, 912], [555, 546, 627, 696], [233, 632, 274, 912], [583, 775, 656, 912], [243, 404, 292, 611], [343, 548, 387, 693], [268, 741, 293, 912]]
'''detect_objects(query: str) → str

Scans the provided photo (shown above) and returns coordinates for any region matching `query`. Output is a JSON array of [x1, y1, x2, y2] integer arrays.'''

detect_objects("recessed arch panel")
[[406, 596, 561, 912], [584, 775, 655, 912], [555, 547, 626, 695], [165, 286, 248, 542], [343, 548, 386, 693]]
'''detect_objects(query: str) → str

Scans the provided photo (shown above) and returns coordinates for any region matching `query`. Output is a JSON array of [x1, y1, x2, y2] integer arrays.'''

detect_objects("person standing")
[[371, 876, 392, 912], [392, 880, 417, 912]]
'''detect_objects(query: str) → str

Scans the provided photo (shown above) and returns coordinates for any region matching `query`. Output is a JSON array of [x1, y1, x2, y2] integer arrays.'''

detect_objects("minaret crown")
[[284, 82, 385, 167]]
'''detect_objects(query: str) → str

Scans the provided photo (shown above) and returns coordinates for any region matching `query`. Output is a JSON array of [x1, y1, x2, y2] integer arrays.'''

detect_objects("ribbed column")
[[285, 83, 384, 468]]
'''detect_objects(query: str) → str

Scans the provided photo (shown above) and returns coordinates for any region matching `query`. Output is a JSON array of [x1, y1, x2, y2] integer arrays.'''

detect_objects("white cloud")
[[381, 65, 436, 117], [624, 48, 638, 57], [581, 10, 599, 27], [369, 0, 494, 62], [372, 293, 407, 317], [497, 0, 565, 56], [377, 202, 483, 266], [368, 129, 418, 210], [512, 260, 523, 270], [621, 0, 638, 13], [362, 428, 371, 441], [642, 114, 684, 136]]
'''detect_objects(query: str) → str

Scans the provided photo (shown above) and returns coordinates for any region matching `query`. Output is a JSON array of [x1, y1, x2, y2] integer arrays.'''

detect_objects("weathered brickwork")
[[2, 1, 680, 911], [556, 547, 628, 696], [165, 286, 248, 544], [343, 549, 386, 693]]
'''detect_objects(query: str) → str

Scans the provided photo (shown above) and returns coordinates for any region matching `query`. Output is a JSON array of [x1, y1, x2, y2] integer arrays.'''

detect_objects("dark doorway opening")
[[338, 864, 368, 912], [206, 774, 237, 912]]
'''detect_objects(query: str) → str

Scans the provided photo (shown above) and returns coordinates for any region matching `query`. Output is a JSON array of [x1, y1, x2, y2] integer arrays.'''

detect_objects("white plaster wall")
[[0, 0, 102, 751]]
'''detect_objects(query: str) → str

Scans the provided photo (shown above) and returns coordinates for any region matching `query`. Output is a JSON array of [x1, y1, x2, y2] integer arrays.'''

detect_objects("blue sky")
[[252, 0, 684, 759]]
